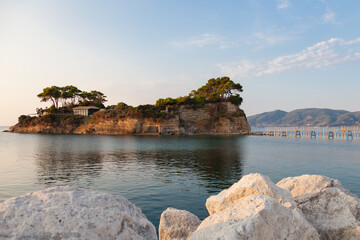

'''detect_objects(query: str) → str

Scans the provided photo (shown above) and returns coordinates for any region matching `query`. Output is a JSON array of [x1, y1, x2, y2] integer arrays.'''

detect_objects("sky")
[[1, 0, 360, 125]]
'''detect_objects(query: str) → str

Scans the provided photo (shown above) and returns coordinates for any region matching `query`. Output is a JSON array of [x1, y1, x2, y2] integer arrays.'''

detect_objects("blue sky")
[[1, 0, 360, 125]]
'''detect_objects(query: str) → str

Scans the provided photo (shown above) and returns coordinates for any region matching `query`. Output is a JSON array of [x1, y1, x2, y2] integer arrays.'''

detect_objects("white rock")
[[206, 173, 297, 215], [277, 175, 360, 240], [0, 186, 157, 240], [190, 194, 319, 240], [159, 207, 201, 240]]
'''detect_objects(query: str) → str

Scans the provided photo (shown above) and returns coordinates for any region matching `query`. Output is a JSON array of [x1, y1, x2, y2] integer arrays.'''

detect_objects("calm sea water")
[[1, 126, 359, 229]]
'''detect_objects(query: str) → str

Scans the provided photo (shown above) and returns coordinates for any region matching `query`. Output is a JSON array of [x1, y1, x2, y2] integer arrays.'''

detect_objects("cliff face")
[[10, 102, 251, 135]]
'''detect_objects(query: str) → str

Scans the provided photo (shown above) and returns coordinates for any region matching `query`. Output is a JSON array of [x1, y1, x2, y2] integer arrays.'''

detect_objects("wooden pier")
[[252, 126, 360, 140]]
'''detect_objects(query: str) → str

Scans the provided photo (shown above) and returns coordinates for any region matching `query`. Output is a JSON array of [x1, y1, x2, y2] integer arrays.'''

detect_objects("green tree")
[[79, 90, 107, 108], [37, 86, 62, 108], [61, 85, 82, 106], [192, 76, 243, 105], [155, 97, 177, 108]]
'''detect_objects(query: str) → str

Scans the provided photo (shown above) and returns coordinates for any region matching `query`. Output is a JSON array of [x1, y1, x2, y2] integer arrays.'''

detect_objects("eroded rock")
[[206, 173, 297, 215], [191, 194, 319, 240], [159, 207, 201, 240], [0, 186, 157, 240], [277, 175, 360, 240]]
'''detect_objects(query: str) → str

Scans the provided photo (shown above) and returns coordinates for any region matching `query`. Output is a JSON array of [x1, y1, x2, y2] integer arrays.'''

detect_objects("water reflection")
[[33, 135, 245, 193], [104, 136, 245, 193], [3, 131, 359, 230], [34, 136, 104, 186]]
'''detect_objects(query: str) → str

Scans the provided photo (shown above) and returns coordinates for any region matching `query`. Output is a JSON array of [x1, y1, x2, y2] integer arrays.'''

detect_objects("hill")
[[248, 108, 360, 127]]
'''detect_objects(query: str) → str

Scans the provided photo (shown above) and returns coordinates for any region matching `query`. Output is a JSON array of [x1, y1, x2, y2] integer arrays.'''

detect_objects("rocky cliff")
[[10, 102, 251, 135]]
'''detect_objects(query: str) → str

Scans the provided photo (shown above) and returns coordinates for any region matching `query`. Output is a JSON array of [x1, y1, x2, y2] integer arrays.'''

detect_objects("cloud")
[[323, 8, 336, 23], [251, 31, 295, 47], [219, 37, 360, 78], [173, 30, 293, 50], [172, 34, 235, 49], [277, 0, 290, 9], [218, 61, 256, 79]]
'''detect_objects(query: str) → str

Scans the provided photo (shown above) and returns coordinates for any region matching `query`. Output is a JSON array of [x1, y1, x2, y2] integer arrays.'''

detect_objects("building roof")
[[73, 106, 100, 110]]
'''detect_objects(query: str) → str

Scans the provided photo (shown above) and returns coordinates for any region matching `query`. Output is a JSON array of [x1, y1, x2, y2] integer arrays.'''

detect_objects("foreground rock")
[[159, 208, 201, 240], [0, 186, 157, 240], [206, 173, 297, 215], [191, 194, 319, 240], [277, 175, 360, 240]]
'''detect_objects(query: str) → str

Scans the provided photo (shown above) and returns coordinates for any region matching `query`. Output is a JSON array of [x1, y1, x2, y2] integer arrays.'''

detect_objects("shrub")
[[42, 114, 57, 123], [18, 115, 34, 126], [229, 94, 243, 106], [63, 115, 84, 126]]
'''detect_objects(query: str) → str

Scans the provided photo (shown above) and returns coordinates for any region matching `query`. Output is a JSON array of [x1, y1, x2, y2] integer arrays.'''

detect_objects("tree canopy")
[[37, 86, 107, 109], [36, 77, 242, 117], [156, 76, 243, 108]]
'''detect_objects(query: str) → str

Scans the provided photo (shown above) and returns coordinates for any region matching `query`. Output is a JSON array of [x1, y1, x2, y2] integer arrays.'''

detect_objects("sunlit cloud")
[[219, 37, 360, 78]]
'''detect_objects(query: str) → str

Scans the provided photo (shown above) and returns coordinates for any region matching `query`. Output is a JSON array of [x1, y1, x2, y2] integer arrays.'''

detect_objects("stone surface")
[[206, 173, 297, 215], [190, 194, 319, 240], [277, 175, 360, 240], [0, 186, 157, 240], [159, 207, 201, 240]]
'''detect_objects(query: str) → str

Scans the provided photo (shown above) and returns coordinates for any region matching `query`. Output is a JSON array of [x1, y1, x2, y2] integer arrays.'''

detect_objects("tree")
[[37, 86, 61, 108], [79, 90, 107, 108], [155, 76, 244, 108], [191, 76, 243, 105], [61, 85, 82, 106], [155, 97, 177, 108], [37, 85, 107, 109]]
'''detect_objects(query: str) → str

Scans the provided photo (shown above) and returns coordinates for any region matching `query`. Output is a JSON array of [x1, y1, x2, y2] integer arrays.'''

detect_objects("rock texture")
[[191, 194, 319, 240], [277, 175, 360, 240], [206, 173, 297, 215], [159, 207, 201, 240], [0, 186, 157, 240], [10, 102, 251, 135]]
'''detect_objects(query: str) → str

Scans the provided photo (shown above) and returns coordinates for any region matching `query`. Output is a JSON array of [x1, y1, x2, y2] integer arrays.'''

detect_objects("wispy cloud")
[[277, 0, 290, 9], [251, 31, 295, 47], [219, 61, 256, 79], [174, 29, 294, 50], [172, 34, 236, 49], [219, 37, 360, 78], [322, 8, 336, 23]]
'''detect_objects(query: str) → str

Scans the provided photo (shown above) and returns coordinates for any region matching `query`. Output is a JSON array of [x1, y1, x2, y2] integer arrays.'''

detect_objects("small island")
[[9, 77, 251, 135]]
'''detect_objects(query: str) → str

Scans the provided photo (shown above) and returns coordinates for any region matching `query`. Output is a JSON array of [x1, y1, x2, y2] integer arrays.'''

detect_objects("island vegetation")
[[14, 77, 249, 135]]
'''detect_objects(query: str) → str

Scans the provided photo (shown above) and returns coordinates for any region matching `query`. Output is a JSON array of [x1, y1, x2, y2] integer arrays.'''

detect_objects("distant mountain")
[[248, 108, 360, 127]]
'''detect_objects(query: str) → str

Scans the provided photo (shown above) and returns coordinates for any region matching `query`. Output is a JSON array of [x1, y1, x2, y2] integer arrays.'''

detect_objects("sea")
[[0, 126, 359, 229]]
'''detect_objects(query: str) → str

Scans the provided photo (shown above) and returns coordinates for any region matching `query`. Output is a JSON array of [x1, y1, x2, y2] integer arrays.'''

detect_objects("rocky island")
[[9, 77, 250, 135]]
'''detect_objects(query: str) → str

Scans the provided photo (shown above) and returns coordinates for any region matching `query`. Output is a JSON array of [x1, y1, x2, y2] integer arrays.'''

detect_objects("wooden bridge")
[[252, 126, 360, 140]]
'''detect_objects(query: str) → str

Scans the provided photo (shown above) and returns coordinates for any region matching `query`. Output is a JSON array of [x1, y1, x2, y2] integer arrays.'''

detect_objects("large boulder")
[[206, 173, 297, 215], [159, 207, 201, 240], [190, 194, 319, 240], [277, 175, 360, 240], [0, 186, 157, 240]]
